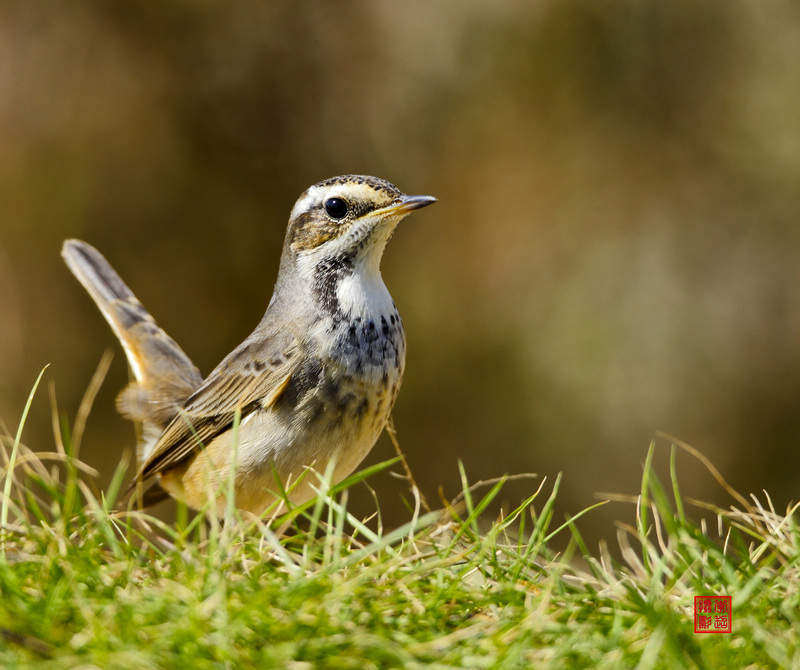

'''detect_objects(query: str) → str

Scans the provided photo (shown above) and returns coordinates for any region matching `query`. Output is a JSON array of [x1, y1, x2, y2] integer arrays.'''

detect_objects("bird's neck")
[[309, 251, 392, 323], [334, 262, 394, 321]]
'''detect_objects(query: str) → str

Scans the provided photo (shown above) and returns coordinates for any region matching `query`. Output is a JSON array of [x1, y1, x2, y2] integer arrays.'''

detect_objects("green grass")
[[1, 369, 799, 668]]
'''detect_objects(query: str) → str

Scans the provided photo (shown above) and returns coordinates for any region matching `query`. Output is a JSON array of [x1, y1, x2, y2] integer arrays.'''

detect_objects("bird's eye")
[[324, 197, 349, 220]]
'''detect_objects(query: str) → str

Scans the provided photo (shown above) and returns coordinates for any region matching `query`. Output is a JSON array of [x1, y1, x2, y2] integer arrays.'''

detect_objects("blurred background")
[[2, 0, 799, 547]]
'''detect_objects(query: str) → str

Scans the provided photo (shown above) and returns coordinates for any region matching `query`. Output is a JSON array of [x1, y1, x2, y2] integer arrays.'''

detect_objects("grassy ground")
[[1, 368, 798, 668]]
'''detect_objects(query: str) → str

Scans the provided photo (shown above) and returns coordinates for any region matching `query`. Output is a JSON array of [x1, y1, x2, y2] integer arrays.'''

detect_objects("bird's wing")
[[135, 332, 303, 481]]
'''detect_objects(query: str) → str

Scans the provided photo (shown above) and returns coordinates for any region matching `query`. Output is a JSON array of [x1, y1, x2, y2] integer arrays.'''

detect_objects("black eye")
[[324, 197, 348, 220]]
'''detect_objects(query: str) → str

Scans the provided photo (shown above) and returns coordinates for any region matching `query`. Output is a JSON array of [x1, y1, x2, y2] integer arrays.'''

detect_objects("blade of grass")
[[638, 440, 655, 572], [669, 444, 686, 524], [1, 365, 48, 550], [71, 351, 113, 456]]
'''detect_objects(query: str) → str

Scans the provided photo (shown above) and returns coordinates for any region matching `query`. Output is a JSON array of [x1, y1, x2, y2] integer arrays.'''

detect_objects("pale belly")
[[161, 343, 405, 517]]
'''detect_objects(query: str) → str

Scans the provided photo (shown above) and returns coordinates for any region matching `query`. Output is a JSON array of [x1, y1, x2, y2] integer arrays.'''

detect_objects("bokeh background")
[[2, 1, 800, 546]]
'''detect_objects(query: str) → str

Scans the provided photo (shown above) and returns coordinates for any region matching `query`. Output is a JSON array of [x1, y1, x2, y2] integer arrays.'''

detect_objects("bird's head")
[[285, 175, 436, 275]]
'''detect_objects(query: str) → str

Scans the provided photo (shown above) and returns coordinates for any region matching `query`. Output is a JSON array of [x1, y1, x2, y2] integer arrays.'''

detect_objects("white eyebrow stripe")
[[290, 188, 319, 219]]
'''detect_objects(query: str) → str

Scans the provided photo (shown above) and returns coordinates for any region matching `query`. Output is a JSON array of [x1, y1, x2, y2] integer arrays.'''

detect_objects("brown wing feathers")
[[134, 341, 301, 483]]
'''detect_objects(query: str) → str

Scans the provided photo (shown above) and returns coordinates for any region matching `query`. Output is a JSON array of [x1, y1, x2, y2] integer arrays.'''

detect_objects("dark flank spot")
[[277, 358, 323, 409], [351, 397, 369, 419], [336, 392, 355, 410], [269, 354, 284, 366], [381, 316, 390, 337], [325, 376, 342, 400]]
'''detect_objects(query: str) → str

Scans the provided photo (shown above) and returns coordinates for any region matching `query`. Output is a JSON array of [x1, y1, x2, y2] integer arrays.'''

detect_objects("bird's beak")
[[380, 194, 437, 217]]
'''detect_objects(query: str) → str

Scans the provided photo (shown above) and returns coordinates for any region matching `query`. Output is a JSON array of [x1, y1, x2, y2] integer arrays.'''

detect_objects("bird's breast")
[[330, 310, 405, 377], [312, 266, 407, 379]]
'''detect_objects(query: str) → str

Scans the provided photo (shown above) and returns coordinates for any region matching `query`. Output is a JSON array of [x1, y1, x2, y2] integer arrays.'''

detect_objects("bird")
[[62, 175, 436, 517]]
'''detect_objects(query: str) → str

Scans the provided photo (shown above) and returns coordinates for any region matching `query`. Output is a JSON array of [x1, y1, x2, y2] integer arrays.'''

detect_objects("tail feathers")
[[62, 239, 203, 433]]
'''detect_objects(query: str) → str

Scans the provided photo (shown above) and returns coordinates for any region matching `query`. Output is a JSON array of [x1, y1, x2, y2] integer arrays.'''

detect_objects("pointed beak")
[[381, 194, 437, 217]]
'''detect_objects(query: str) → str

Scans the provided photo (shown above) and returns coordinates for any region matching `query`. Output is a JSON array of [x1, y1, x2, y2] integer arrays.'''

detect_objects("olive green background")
[[2, 1, 799, 544]]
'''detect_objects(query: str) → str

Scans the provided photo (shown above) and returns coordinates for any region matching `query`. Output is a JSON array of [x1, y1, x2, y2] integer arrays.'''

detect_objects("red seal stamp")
[[694, 596, 732, 633]]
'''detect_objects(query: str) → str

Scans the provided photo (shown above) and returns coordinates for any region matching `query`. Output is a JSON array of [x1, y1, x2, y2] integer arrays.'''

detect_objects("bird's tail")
[[62, 240, 203, 459]]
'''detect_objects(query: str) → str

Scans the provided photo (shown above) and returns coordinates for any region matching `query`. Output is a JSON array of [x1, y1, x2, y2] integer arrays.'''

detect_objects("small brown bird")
[[62, 175, 436, 516]]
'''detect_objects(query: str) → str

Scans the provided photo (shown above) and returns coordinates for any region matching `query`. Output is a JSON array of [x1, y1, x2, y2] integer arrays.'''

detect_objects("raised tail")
[[62, 240, 203, 453]]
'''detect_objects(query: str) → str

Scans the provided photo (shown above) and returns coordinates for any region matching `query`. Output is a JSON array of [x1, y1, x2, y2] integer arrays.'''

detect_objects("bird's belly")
[[168, 343, 405, 516]]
